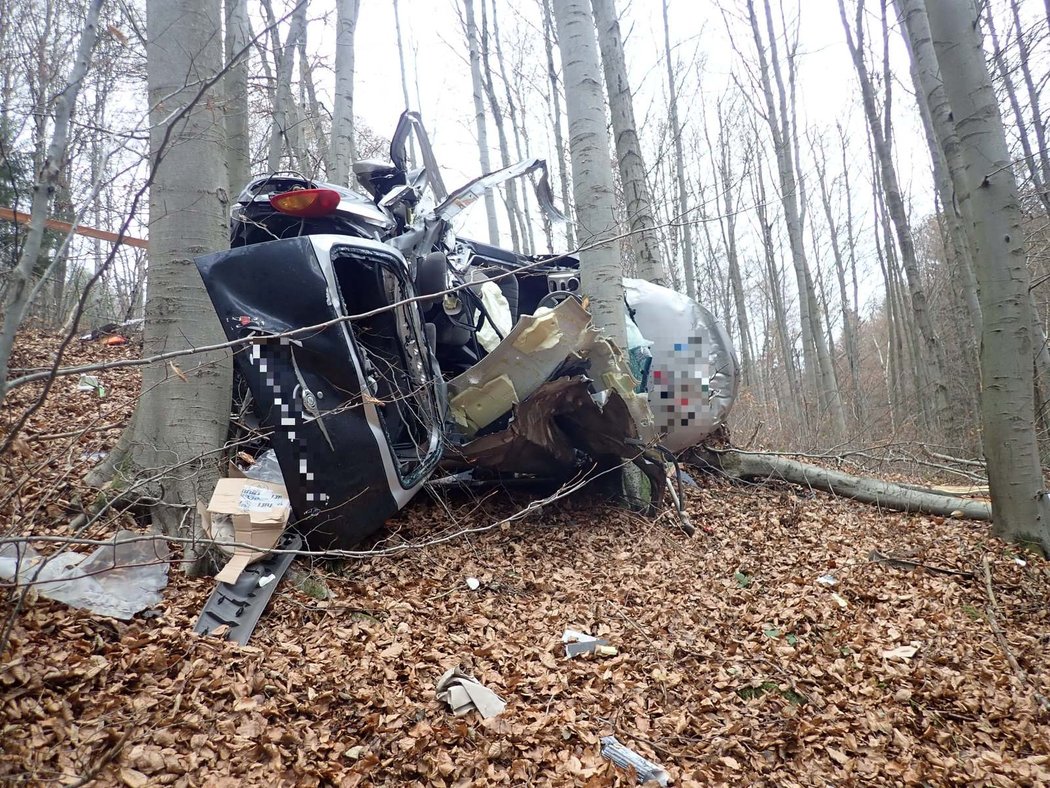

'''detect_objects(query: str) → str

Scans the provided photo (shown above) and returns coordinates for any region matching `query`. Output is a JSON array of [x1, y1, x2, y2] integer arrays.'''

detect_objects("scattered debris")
[[600, 735, 671, 786], [79, 450, 108, 463], [0, 530, 169, 620], [881, 644, 920, 660], [435, 667, 506, 719], [562, 628, 618, 658], [198, 475, 291, 584], [194, 531, 303, 646], [465, 576, 481, 591], [76, 374, 105, 396], [816, 573, 837, 587], [830, 592, 849, 609]]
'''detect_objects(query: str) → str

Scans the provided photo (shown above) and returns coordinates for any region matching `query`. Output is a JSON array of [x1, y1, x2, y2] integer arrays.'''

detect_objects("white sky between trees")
[[335, 0, 934, 316]]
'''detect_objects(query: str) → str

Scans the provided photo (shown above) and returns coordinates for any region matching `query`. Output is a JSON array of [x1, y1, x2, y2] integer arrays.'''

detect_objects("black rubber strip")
[[193, 531, 303, 646]]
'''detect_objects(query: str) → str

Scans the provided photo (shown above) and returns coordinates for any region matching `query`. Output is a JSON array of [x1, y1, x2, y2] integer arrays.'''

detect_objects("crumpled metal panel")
[[624, 278, 739, 452], [195, 235, 444, 549]]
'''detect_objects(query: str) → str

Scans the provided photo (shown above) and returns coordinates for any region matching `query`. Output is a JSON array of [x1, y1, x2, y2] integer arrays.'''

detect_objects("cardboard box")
[[198, 476, 291, 584]]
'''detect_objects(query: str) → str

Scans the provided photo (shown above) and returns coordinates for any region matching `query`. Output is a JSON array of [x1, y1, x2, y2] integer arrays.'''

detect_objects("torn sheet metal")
[[433, 157, 565, 225], [625, 278, 739, 452], [447, 298, 591, 435], [436, 668, 506, 719], [456, 377, 639, 475], [448, 297, 655, 442], [0, 531, 169, 620]]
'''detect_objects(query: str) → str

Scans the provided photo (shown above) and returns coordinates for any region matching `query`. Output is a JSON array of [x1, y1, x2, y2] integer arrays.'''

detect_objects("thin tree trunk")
[[661, 0, 694, 298], [813, 141, 860, 422], [491, 0, 535, 253], [462, 0, 500, 245], [542, 0, 574, 251], [328, 0, 359, 185], [984, 6, 1050, 217], [479, 0, 521, 252], [712, 109, 753, 384], [0, 0, 102, 404], [748, 0, 844, 436], [392, 0, 416, 167], [224, 0, 250, 193], [836, 123, 865, 422], [592, 0, 666, 286], [839, 0, 950, 429], [299, 35, 328, 175], [550, 0, 624, 347], [1008, 0, 1050, 197], [927, 0, 1050, 552], [753, 152, 804, 430], [266, 0, 307, 173]]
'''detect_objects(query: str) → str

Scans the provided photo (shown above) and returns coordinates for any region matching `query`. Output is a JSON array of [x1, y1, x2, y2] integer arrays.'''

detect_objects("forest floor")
[[2, 331, 1050, 786]]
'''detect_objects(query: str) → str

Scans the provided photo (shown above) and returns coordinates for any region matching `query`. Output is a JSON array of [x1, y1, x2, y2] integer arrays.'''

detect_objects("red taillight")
[[269, 188, 341, 218]]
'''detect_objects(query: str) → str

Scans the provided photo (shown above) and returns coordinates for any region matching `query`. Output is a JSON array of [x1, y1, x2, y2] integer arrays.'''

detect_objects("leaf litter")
[[2, 331, 1050, 785]]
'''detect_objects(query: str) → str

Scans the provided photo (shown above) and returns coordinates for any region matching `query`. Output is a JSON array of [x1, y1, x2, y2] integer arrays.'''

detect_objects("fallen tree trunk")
[[709, 449, 991, 521]]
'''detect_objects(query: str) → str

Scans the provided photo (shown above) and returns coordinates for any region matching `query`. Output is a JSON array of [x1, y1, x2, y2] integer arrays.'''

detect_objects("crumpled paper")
[[435, 667, 506, 719]]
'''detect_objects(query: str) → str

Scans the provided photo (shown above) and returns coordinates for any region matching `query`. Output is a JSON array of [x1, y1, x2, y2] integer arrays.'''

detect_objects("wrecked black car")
[[195, 112, 738, 550]]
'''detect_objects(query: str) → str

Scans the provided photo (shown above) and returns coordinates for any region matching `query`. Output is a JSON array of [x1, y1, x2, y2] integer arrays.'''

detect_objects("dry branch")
[[709, 448, 991, 521]]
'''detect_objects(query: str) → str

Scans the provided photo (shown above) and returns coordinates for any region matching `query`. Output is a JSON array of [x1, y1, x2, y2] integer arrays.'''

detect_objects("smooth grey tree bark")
[[592, 0, 666, 286], [328, 0, 359, 185], [0, 0, 102, 405], [550, 0, 625, 347], [661, 0, 694, 298], [462, 0, 500, 245], [926, 0, 1050, 552], [102, 0, 233, 566], [896, 0, 982, 336], [224, 0, 250, 193]]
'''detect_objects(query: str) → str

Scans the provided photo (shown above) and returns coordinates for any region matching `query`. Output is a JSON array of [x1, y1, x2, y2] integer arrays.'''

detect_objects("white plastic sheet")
[[0, 530, 169, 620]]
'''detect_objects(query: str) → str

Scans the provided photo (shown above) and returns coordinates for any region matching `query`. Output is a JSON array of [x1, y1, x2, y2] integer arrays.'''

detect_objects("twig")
[[63, 725, 132, 787], [981, 555, 1050, 712], [868, 550, 975, 579]]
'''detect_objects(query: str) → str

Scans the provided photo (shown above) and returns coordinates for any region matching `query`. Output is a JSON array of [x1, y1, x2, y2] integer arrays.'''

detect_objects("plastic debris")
[[599, 736, 671, 786], [677, 469, 699, 487], [465, 576, 481, 591], [562, 628, 617, 658], [817, 573, 837, 587], [258, 574, 276, 588], [435, 667, 506, 719], [0, 530, 169, 620], [76, 374, 105, 397], [243, 449, 286, 485]]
